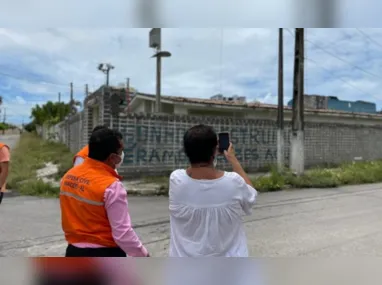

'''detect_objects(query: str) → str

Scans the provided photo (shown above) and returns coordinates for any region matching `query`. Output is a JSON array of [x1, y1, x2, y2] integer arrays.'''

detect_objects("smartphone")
[[218, 132, 230, 153]]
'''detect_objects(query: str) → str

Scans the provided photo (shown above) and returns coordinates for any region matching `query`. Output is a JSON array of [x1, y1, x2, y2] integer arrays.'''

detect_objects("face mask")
[[115, 151, 124, 169]]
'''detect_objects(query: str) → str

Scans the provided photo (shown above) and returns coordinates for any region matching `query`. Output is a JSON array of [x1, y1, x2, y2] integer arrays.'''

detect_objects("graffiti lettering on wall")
[[123, 124, 285, 165], [124, 125, 280, 144]]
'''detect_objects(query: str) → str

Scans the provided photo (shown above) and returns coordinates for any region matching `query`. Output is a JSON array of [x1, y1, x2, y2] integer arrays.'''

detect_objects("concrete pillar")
[[290, 130, 304, 174], [277, 129, 284, 171]]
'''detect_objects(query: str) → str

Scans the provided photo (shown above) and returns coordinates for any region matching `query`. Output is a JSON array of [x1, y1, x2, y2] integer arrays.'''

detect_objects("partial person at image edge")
[[60, 128, 149, 257], [0, 142, 10, 205], [169, 124, 258, 257]]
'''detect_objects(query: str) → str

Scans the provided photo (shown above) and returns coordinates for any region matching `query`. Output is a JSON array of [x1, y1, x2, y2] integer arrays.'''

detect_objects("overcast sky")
[[1, 27, 382, 124]]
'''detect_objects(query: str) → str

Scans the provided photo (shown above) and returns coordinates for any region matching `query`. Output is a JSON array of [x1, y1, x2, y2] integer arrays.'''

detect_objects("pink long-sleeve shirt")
[[73, 181, 148, 257]]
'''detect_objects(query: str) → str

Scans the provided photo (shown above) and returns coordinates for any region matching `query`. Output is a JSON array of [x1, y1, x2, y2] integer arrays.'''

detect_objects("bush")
[[7, 132, 73, 197], [252, 160, 382, 192], [253, 168, 286, 192], [285, 168, 340, 188]]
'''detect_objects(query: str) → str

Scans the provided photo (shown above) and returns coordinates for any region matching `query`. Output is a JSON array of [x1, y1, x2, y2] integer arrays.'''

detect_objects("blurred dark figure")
[[33, 258, 106, 285]]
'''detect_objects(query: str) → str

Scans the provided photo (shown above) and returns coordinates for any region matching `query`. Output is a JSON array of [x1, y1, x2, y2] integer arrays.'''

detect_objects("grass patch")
[[138, 160, 382, 195], [253, 160, 382, 192], [253, 168, 286, 192], [8, 132, 73, 197], [17, 179, 60, 198]]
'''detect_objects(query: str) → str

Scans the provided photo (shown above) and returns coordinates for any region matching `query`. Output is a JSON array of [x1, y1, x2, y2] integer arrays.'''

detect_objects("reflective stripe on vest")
[[73, 145, 89, 164], [60, 191, 104, 206], [60, 158, 121, 246]]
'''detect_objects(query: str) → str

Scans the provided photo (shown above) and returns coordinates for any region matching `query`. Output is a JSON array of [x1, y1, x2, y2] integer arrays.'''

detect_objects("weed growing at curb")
[[7, 132, 72, 197]]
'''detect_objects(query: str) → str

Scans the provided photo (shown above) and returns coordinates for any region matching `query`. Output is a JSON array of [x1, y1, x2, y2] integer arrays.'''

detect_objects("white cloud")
[[1, 27, 382, 124], [15, 96, 26, 104]]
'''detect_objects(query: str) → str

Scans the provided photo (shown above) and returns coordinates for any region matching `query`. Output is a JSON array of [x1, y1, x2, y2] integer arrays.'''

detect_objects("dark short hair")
[[111, 129, 123, 140], [183, 124, 218, 164], [92, 125, 108, 134], [88, 129, 123, 161]]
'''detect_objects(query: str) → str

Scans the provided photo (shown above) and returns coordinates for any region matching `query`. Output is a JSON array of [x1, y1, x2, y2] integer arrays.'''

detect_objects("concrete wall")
[[116, 113, 382, 177], [36, 122, 63, 142], [46, 88, 382, 177], [37, 113, 85, 154]]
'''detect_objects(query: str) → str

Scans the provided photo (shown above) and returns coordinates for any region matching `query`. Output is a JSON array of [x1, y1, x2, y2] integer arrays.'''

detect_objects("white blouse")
[[169, 169, 258, 257]]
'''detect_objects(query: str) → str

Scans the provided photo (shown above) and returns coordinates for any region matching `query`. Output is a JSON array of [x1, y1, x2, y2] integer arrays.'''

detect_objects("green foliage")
[[28, 100, 81, 128], [253, 161, 382, 192], [24, 121, 37, 132], [7, 132, 73, 197], [253, 168, 286, 192], [17, 179, 60, 198], [30, 101, 72, 126], [0, 122, 17, 130], [144, 161, 382, 194]]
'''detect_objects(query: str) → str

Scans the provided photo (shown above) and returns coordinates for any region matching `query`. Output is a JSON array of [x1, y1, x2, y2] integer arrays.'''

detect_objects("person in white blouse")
[[169, 124, 258, 257]]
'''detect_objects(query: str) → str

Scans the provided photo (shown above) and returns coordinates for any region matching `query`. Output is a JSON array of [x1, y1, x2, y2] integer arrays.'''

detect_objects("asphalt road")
[[2, 182, 382, 257], [0, 134, 20, 150], [2, 134, 382, 257]]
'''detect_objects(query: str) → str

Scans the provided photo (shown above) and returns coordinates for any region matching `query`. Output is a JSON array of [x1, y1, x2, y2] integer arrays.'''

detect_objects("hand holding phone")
[[218, 132, 230, 154]]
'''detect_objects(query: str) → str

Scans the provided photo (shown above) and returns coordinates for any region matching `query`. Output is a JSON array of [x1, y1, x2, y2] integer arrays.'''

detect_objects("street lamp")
[[98, 63, 115, 87], [149, 28, 171, 113]]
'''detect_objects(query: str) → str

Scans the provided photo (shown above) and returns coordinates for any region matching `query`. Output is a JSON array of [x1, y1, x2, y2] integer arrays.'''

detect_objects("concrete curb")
[[3, 190, 21, 198], [124, 181, 168, 196], [127, 189, 168, 196]]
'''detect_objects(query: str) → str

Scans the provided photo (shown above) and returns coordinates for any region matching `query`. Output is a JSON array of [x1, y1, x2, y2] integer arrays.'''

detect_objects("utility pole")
[[156, 48, 162, 113], [98, 63, 114, 87], [290, 28, 305, 175], [126, 77, 130, 112], [149, 28, 171, 113], [58, 92, 61, 103], [277, 28, 284, 172], [70, 82, 73, 102], [70, 82, 74, 115]]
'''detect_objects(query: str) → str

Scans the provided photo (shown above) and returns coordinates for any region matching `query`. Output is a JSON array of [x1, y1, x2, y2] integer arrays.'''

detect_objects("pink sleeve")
[[0, 147, 10, 163], [104, 181, 148, 257]]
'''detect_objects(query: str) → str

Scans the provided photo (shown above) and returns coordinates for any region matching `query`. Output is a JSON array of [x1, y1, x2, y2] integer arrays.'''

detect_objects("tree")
[[24, 121, 37, 132], [30, 101, 72, 126]]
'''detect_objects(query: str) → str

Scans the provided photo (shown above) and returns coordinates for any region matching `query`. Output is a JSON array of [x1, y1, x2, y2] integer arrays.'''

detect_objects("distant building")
[[287, 95, 377, 114], [210, 94, 247, 103]]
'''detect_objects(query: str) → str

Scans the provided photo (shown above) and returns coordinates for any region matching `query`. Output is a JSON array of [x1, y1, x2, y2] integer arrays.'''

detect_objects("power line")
[[0, 69, 84, 89], [306, 57, 379, 101], [356, 28, 382, 50], [305, 38, 380, 79]]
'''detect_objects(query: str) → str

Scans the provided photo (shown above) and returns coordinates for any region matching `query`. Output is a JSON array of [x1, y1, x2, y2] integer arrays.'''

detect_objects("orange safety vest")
[[0, 142, 9, 150], [60, 158, 122, 247], [73, 145, 89, 164]]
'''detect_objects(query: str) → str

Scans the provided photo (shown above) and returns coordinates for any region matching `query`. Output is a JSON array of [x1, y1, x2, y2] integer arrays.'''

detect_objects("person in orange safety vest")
[[0, 142, 10, 205], [73, 125, 108, 167], [60, 128, 149, 257]]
